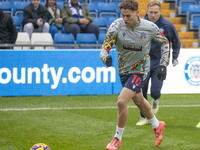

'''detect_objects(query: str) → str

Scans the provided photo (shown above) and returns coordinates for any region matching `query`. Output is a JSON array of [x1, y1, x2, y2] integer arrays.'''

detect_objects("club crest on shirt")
[[122, 32, 126, 37], [140, 32, 146, 39]]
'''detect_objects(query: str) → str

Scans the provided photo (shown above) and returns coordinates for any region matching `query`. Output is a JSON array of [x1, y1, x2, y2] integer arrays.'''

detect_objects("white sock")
[[148, 115, 159, 129], [152, 98, 159, 104], [114, 126, 125, 141]]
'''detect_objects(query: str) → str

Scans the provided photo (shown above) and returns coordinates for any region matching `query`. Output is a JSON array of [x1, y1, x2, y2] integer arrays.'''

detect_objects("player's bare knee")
[[117, 97, 127, 110], [133, 97, 144, 107], [117, 100, 125, 109]]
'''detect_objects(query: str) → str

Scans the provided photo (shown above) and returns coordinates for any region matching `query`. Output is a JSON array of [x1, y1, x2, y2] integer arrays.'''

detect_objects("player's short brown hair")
[[147, 0, 161, 10], [119, 0, 138, 11]]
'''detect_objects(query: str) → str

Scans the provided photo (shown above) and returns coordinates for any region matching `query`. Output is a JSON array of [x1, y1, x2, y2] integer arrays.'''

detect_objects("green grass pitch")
[[0, 94, 200, 150]]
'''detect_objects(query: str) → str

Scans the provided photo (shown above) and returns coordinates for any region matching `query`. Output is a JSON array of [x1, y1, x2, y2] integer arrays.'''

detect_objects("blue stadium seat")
[[98, 33, 106, 44], [0, 1, 12, 16], [93, 17, 107, 33], [176, 0, 200, 7], [192, 14, 200, 29], [97, 2, 118, 19], [79, 0, 88, 3], [90, 0, 108, 5], [106, 17, 118, 28], [57, 2, 64, 9], [12, 16, 21, 32], [110, 1, 121, 16], [175, 0, 198, 6], [187, 5, 200, 19], [76, 33, 97, 49], [109, 0, 122, 4], [40, 2, 45, 6], [56, 0, 65, 2], [9, 0, 25, 4], [187, 5, 200, 30], [176, 0, 181, 6], [177, 0, 197, 15], [10, 0, 25, 1], [109, 0, 122, 2], [13, 1, 30, 16], [87, 3, 97, 18], [54, 33, 75, 49]]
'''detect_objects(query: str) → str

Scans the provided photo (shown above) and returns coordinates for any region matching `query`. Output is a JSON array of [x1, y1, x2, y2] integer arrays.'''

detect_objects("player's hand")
[[172, 59, 179, 67], [103, 55, 112, 67], [157, 65, 166, 81]]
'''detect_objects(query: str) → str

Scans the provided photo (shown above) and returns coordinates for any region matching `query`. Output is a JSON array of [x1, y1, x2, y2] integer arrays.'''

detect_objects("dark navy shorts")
[[120, 73, 145, 93]]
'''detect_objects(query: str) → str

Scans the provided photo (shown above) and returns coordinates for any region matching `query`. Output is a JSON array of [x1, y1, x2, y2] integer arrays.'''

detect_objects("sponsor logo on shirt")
[[123, 45, 142, 51]]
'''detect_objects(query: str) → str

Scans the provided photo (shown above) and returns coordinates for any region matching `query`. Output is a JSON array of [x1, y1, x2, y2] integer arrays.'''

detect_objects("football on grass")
[[30, 143, 51, 150]]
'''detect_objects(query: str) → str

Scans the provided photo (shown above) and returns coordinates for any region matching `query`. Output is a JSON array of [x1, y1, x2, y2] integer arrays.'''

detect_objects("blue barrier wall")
[[0, 50, 123, 96]]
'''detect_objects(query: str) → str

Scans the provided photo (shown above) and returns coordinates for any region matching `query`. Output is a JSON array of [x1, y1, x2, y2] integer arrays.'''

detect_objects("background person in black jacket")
[[0, 9, 18, 49], [22, 0, 50, 38]]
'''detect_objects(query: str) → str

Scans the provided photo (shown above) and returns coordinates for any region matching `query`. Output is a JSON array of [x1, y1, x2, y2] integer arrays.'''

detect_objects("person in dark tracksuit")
[[0, 9, 18, 49], [136, 0, 180, 126]]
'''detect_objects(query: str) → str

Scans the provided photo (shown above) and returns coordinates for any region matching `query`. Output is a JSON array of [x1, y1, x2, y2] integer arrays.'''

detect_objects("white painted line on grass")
[[0, 105, 200, 111]]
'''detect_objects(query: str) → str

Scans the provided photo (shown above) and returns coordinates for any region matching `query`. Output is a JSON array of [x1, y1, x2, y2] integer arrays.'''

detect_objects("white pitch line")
[[0, 104, 200, 111]]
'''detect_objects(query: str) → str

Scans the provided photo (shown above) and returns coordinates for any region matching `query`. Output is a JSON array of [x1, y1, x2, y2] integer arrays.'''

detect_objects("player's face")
[[32, 0, 40, 8], [147, 5, 161, 23], [121, 9, 139, 27]]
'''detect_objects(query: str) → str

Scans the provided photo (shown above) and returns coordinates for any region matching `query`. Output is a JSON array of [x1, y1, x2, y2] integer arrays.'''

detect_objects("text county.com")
[[0, 64, 116, 89]]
